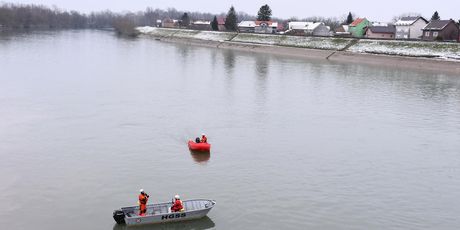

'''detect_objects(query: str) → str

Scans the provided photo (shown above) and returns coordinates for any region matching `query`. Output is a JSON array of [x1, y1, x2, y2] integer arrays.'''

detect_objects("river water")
[[1, 30, 460, 230]]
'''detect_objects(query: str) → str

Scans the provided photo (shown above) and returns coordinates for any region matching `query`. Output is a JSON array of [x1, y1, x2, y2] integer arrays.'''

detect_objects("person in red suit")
[[171, 194, 184, 212], [138, 189, 149, 216], [200, 133, 208, 143]]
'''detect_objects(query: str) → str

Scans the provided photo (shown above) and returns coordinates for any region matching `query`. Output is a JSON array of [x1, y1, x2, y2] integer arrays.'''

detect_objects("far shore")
[[143, 35, 460, 75]]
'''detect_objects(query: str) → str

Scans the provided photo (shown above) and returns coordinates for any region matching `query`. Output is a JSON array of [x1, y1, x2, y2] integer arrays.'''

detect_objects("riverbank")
[[138, 27, 460, 74]]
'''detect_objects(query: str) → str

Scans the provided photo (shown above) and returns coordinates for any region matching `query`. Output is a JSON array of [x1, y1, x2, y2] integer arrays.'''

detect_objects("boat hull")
[[114, 199, 216, 226], [125, 208, 211, 225], [188, 140, 211, 152]]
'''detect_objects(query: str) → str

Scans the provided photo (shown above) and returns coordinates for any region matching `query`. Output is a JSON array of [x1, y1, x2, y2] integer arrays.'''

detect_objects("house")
[[334, 25, 351, 37], [365, 25, 396, 39], [422, 20, 459, 41], [287, 21, 331, 36], [238, 21, 256, 33], [394, 16, 428, 39], [348, 18, 370, 37], [277, 23, 285, 33], [162, 18, 179, 28], [190, 20, 211, 30], [371, 22, 388, 27], [254, 21, 278, 34], [217, 17, 226, 31]]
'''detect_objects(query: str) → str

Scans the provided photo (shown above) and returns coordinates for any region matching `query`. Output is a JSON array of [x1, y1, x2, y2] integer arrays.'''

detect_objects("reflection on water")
[[189, 151, 211, 164], [176, 44, 192, 59], [112, 216, 215, 230], [223, 50, 235, 75], [255, 55, 269, 78], [1, 30, 460, 230]]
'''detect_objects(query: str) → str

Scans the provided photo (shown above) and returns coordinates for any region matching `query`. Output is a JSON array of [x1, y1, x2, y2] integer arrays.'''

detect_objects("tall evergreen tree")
[[224, 6, 238, 31], [211, 16, 219, 31], [257, 4, 272, 21], [180, 12, 190, 27], [346, 12, 354, 24], [431, 11, 440, 21]]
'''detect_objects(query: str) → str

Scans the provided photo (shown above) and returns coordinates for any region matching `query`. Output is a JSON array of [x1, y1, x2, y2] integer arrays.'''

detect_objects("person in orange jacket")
[[171, 194, 184, 212], [138, 189, 149, 216], [200, 133, 207, 143]]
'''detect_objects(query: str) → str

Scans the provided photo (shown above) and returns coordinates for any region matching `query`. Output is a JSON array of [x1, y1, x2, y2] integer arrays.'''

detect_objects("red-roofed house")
[[217, 17, 226, 31], [255, 21, 278, 34], [161, 18, 179, 28], [349, 18, 370, 37]]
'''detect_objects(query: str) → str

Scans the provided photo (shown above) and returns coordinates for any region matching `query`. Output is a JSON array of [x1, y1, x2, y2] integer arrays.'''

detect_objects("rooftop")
[[367, 25, 396, 34], [423, 20, 455, 30], [394, 16, 428, 26], [350, 18, 367, 27], [289, 21, 324, 30]]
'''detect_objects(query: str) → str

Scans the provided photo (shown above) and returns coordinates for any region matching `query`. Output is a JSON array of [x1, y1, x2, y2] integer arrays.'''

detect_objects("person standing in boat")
[[138, 189, 149, 216], [200, 133, 207, 143], [171, 194, 184, 212]]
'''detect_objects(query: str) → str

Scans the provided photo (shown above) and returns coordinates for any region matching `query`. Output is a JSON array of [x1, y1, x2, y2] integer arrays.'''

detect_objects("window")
[[425, 31, 430, 37], [433, 32, 438, 37]]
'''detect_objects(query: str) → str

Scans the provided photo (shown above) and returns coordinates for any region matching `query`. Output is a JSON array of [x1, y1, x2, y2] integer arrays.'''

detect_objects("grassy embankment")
[[138, 27, 460, 61]]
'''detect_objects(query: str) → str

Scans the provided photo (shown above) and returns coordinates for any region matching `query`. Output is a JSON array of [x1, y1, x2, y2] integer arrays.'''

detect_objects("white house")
[[287, 22, 331, 36], [394, 16, 428, 39], [238, 21, 256, 33], [334, 25, 351, 37]]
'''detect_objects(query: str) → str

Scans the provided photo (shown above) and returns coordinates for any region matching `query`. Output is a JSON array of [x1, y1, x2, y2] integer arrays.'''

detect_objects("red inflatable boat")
[[188, 140, 211, 152]]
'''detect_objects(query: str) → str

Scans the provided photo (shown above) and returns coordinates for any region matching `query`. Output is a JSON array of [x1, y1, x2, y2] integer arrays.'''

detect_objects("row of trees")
[[0, 3, 232, 29], [0, 3, 88, 29], [1, 3, 458, 33]]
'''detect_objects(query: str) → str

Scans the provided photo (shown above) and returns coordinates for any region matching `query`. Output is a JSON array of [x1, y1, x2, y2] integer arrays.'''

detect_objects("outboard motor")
[[113, 209, 126, 224]]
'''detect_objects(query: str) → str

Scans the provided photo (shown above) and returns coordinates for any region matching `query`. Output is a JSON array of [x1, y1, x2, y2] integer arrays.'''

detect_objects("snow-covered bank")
[[137, 27, 460, 65], [138, 27, 352, 50], [137, 27, 236, 41], [232, 33, 352, 50], [349, 40, 460, 60]]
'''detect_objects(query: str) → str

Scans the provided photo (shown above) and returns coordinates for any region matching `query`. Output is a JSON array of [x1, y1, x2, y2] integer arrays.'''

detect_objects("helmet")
[[140, 189, 144, 193], [201, 133, 206, 136], [174, 194, 180, 199]]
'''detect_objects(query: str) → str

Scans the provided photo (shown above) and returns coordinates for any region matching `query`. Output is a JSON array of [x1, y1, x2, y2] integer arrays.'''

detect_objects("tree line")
[[1, 3, 458, 34]]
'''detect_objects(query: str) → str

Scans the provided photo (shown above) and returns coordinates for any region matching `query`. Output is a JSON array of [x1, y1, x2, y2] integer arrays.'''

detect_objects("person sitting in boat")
[[138, 189, 149, 216], [195, 137, 201, 143], [171, 194, 184, 212], [200, 133, 207, 143]]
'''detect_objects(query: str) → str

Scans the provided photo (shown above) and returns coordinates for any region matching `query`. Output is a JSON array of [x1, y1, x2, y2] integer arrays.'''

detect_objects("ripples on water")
[[0, 30, 460, 230]]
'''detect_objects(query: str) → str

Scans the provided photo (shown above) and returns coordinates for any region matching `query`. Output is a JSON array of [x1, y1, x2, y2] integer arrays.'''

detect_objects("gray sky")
[[9, 0, 460, 22]]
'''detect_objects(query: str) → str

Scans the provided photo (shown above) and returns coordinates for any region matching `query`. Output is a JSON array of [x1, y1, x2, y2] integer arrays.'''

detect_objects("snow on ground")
[[349, 39, 460, 60], [138, 27, 460, 61], [193, 31, 236, 41], [232, 33, 282, 45], [279, 36, 351, 50], [137, 26, 178, 37], [232, 33, 351, 50], [137, 26, 235, 41]]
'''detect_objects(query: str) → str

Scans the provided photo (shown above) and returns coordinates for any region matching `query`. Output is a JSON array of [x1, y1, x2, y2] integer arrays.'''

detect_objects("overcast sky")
[[8, 0, 460, 22]]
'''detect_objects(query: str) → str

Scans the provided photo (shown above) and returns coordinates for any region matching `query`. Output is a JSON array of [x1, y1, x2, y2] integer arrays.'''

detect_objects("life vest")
[[139, 194, 148, 205], [172, 199, 184, 212], [201, 136, 207, 143]]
